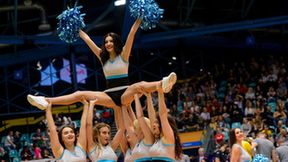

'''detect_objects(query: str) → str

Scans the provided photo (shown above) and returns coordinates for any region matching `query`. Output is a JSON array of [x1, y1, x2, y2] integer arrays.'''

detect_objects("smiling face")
[[99, 126, 111, 146], [61, 127, 75, 145], [104, 36, 115, 54], [234, 128, 244, 142]]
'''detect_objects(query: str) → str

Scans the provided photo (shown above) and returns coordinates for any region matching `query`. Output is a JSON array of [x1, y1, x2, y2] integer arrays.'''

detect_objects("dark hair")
[[156, 114, 183, 160], [58, 125, 77, 149], [229, 128, 237, 148], [100, 32, 124, 64]]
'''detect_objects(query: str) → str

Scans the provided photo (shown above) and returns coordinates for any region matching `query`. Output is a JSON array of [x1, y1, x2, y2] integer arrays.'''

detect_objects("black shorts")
[[105, 88, 127, 107], [105, 77, 130, 107]]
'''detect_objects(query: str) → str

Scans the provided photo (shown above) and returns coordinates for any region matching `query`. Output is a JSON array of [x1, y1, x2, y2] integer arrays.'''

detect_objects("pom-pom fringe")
[[129, 0, 164, 30], [252, 154, 269, 162], [57, 6, 85, 43]]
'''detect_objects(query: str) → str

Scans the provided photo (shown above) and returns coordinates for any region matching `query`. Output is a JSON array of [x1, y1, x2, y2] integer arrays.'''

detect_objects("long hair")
[[133, 117, 151, 131], [100, 32, 124, 64], [58, 125, 77, 149], [93, 122, 111, 157], [156, 114, 183, 160], [229, 128, 237, 148]]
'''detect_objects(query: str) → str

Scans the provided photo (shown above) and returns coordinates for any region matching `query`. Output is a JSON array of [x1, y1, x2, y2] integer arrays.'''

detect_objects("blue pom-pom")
[[57, 6, 86, 43], [252, 154, 269, 162], [129, 0, 164, 30]]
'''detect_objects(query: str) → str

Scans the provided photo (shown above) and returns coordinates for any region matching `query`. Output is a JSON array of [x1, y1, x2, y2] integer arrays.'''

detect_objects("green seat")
[[9, 149, 18, 158]]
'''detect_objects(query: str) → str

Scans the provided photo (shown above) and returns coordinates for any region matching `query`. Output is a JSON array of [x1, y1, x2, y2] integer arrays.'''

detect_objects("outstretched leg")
[[121, 72, 177, 106], [27, 91, 117, 110]]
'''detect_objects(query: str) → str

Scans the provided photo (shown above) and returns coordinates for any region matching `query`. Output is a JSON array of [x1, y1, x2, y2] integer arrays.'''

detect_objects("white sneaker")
[[162, 72, 177, 93], [27, 94, 48, 110]]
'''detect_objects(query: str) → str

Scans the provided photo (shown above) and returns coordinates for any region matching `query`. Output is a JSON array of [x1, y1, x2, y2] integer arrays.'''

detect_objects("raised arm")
[[120, 106, 137, 153], [158, 89, 175, 144], [121, 19, 142, 62], [87, 99, 97, 152], [127, 105, 136, 122], [134, 94, 154, 144], [46, 102, 63, 159], [77, 98, 88, 151], [145, 93, 156, 129], [79, 30, 102, 63], [111, 107, 124, 151]]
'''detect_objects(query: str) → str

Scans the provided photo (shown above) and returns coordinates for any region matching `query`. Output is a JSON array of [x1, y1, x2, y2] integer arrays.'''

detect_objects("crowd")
[[166, 55, 288, 161]]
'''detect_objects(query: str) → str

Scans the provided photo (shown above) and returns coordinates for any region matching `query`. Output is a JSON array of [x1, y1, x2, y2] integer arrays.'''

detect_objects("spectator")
[[245, 87, 255, 100], [200, 107, 210, 127], [13, 131, 21, 150], [62, 114, 72, 126], [214, 143, 229, 162], [4, 130, 16, 150], [41, 129, 50, 149], [192, 147, 208, 162], [214, 127, 225, 145], [276, 120, 287, 135], [41, 147, 53, 159], [102, 108, 113, 125], [33, 143, 42, 160], [244, 100, 255, 118], [241, 118, 252, 136], [273, 106, 287, 124], [32, 128, 44, 148], [275, 128, 288, 144], [260, 124, 273, 138], [251, 132, 278, 162], [20, 145, 32, 161], [276, 136, 288, 162], [0, 146, 9, 162], [179, 153, 190, 162]]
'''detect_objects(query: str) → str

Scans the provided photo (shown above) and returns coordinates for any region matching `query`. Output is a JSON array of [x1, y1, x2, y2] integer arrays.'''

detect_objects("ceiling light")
[[37, 61, 42, 70], [114, 0, 126, 6], [172, 56, 177, 60]]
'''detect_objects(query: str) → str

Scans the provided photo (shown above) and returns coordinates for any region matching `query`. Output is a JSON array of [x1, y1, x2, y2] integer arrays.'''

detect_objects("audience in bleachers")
[[0, 146, 9, 162]]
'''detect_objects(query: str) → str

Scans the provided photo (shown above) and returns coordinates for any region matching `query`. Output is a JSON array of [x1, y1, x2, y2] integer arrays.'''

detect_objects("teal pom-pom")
[[57, 6, 86, 43], [252, 154, 269, 162], [129, 0, 164, 30]]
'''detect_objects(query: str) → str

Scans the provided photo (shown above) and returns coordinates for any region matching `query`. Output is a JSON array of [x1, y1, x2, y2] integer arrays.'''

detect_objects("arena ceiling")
[[1, 0, 288, 66]]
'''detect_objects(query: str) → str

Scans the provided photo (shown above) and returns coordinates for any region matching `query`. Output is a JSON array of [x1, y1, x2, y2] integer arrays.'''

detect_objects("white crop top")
[[57, 146, 86, 162], [149, 139, 175, 161], [103, 55, 128, 80], [88, 145, 118, 162]]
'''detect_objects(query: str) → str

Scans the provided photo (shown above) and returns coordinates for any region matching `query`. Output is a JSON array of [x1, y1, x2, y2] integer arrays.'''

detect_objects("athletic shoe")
[[27, 94, 48, 110], [162, 72, 177, 93]]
